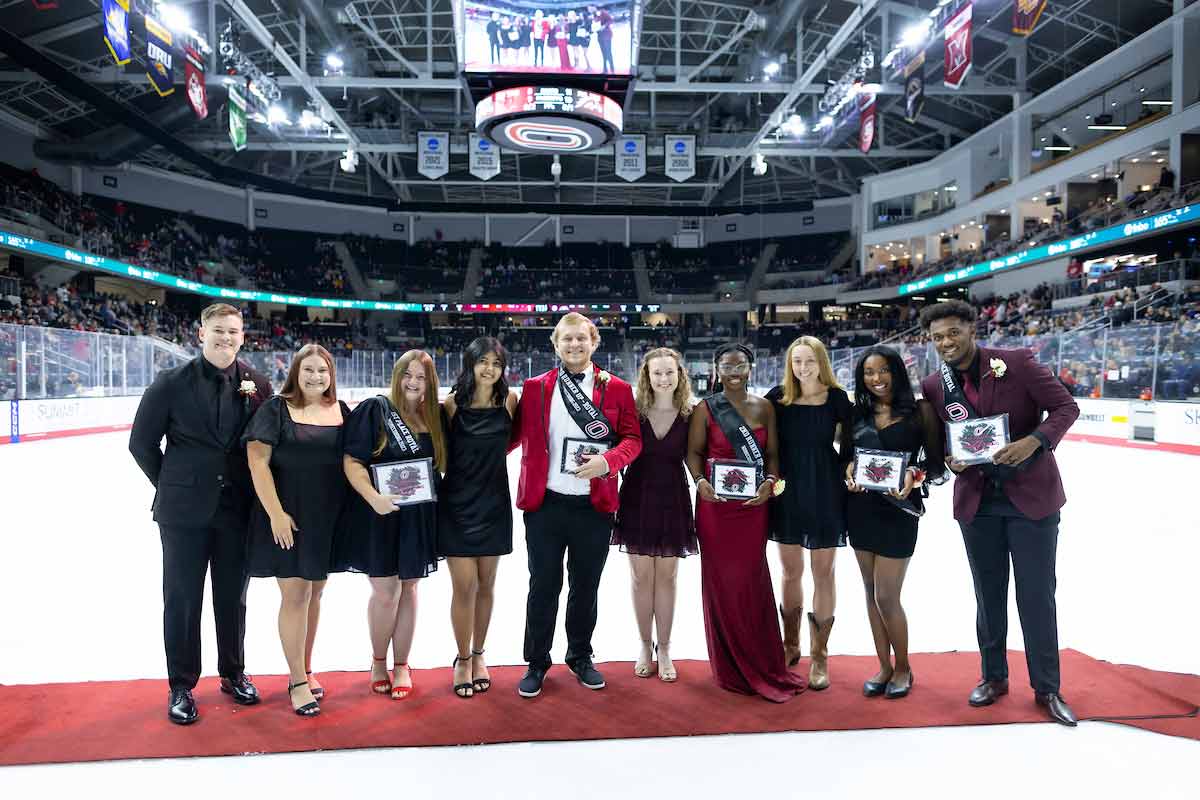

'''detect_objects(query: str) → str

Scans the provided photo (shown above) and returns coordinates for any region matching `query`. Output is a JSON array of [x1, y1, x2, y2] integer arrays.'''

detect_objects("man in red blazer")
[[510, 312, 642, 697], [919, 300, 1080, 726]]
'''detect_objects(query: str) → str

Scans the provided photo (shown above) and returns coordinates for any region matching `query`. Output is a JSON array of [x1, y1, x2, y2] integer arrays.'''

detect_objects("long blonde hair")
[[374, 350, 447, 472], [779, 336, 841, 405], [634, 347, 692, 417]]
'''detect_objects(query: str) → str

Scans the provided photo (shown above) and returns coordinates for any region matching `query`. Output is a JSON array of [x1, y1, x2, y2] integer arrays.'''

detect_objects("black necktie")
[[217, 373, 236, 443]]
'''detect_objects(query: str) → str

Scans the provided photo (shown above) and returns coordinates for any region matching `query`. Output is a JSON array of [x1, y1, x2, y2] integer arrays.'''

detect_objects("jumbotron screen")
[[455, 0, 640, 76]]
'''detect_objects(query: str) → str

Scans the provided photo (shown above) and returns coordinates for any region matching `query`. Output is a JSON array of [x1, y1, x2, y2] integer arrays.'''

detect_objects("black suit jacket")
[[129, 356, 272, 527]]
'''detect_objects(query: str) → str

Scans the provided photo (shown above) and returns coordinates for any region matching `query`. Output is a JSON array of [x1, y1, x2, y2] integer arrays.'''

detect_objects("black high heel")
[[288, 680, 321, 717], [885, 671, 914, 699], [471, 648, 491, 693], [452, 655, 474, 698]]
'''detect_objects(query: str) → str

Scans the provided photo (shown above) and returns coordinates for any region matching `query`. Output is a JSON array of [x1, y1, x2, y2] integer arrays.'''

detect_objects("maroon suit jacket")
[[920, 346, 1079, 524], [510, 364, 642, 514]]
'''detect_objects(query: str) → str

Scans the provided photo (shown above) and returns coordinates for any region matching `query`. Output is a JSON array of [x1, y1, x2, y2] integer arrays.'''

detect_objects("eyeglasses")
[[716, 362, 751, 374]]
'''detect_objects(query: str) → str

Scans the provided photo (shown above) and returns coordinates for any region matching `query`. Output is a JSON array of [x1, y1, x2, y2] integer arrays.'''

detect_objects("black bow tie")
[[566, 371, 586, 384]]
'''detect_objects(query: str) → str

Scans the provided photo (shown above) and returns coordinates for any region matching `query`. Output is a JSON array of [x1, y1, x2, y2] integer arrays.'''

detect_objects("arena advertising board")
[[897, 202, 1200, 296]]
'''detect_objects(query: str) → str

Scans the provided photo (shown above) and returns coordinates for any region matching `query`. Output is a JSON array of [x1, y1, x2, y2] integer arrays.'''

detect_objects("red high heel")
[[370, 655, 392, 695], [391, 662, 414, 700]]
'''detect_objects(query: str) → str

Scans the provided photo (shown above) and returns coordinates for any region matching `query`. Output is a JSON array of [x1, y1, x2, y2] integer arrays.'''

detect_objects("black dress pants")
[[960, 498, 1061, 695], [523, 491, 612, 670], [159, 500, 250, 691]]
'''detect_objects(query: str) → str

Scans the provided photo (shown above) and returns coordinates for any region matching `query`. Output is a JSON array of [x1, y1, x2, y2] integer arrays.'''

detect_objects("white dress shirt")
[[546, 368, 596, 496]]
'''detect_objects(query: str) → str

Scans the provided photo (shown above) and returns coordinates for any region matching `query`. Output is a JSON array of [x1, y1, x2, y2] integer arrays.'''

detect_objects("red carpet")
[[0, 649, 1195, 766]]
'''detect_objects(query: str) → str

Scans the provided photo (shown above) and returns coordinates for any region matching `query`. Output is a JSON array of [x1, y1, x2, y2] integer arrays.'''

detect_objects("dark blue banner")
[[102, 0, 131, 66], [144, 14, 175, 97]]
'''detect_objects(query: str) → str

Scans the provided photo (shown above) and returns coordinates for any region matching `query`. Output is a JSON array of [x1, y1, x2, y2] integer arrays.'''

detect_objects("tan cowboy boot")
[[779, 604, 803, 668], [808, 613, 835, 690]]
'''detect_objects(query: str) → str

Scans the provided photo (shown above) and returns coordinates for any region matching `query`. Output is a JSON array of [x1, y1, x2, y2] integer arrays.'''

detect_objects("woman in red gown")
[[687, 344, 807, 702]]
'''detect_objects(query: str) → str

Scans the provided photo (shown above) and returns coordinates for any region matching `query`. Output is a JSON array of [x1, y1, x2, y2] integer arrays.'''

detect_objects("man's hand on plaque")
[[992, 435, 1040, 467]]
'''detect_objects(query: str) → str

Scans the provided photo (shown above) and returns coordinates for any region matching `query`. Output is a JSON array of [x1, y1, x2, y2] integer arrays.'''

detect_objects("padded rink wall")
[[5, 392, 1200, 454]]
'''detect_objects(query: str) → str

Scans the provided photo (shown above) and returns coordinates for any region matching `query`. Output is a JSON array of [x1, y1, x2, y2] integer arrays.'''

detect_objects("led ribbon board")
[[475, 86, 623, 153], [897, 203, 1200, 296]]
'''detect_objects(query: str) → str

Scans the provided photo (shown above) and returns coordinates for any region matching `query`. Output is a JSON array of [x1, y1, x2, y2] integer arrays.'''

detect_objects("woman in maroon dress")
[[612, 348, 697, 682], [686, 344, 807, 702]]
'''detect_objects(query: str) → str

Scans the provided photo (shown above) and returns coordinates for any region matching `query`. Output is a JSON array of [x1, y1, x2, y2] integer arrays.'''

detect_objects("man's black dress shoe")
[[884, 672, 914, 699], [517, 667, 548, 698], [168, 689, 198, 725], [968, 679, 1009, 707], [569, 659, 606, 690], [1036, 692, 1078, 727], [219, 674, 261, 706]]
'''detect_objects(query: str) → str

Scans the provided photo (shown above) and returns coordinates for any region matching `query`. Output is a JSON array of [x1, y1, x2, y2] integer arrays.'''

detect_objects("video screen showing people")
[[460, 1, 636, 75]]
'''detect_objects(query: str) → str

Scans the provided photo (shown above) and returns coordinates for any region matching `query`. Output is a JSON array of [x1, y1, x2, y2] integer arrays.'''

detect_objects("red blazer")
[[510, 364, 642, 514], [920, 346, 1079, 524]]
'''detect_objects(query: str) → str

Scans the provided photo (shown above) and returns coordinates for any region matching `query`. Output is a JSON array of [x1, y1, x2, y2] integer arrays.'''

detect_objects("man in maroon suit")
[[919, 300, 1080, 726], [510, 312, 642, 697]]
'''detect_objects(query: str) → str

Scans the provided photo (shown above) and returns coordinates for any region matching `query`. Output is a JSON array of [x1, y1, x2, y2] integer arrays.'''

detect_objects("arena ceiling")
[[0, 0, 1175, 210]]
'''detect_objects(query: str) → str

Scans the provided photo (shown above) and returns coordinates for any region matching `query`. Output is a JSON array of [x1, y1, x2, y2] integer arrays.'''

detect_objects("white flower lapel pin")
[[989, 358, 1007, 379], [238, 379, 258, 397]]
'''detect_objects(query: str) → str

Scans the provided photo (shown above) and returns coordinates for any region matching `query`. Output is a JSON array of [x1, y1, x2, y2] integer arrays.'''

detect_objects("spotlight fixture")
[[340, 148, 358, 172]]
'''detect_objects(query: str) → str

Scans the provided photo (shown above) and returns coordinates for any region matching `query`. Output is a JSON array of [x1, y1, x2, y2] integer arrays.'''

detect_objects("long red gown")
[[696, 414, 807, 702]]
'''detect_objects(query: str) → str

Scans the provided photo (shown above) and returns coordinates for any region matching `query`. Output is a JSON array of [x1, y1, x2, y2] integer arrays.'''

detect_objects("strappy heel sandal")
[[391, 662, 414, 700], [634, 640, 655, 678], [452, 655, 474, 698], [288, 680, 321, 717], [656, 642, 678, 683], [370, 655, 392, 695], [471, 649, 491, 693], [305, 670, 325, 699]]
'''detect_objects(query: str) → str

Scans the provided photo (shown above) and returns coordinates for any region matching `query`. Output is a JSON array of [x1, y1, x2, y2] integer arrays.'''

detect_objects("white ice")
[[0, 433, 1196, 796]]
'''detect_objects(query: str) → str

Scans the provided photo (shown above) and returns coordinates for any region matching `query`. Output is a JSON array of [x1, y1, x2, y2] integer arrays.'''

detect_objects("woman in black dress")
[[767, 335, 853, 689], [612, 348, 697, 683], [439, 337, 518, 698], [844, 345, 944, 699], [342, 350, 446, 700], [245, 344, 349, 716]]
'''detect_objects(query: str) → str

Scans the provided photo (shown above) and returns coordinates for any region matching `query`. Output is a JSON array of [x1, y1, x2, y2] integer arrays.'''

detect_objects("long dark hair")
[[711, 342, 755, 395], [451, 336, 510, 408], [853, 345, 918, 421]]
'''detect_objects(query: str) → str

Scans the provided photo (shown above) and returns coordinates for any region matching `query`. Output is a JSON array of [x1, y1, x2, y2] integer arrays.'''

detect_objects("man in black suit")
[[129, 303, 272, 724]]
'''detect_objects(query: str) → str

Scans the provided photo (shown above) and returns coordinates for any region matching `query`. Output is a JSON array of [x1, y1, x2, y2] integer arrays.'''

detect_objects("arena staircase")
[[631, 250, 652, 301], [333, 241, 379, 300], [461, 247, 485, 300]]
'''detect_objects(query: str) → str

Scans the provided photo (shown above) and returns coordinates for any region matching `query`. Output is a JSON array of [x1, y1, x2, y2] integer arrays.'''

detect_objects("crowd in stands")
[[346, 235, 471, 294], [476, 243, 635, 300]]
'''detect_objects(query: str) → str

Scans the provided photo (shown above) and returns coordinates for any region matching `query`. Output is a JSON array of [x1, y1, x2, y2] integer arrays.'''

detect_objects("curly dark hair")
[[918, 299, 977, 330]]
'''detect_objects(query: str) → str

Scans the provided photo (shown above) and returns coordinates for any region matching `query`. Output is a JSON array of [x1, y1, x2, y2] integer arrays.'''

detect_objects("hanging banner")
[[31, 0, 58, 9], [903, 50, 926, 124], [859, 93, 876, 154], [101, 0, 131, 66], [615, 134, 646, 182], [1013, 0, 1048, 36], [469, 133, 500, 180], [184, 46, 208, 120], [228, 84, 247, 152], [943, 2, 973, 90], [143, 15, 175, 97], [664, 135, 695, 183], [418, 132, 450, 179]]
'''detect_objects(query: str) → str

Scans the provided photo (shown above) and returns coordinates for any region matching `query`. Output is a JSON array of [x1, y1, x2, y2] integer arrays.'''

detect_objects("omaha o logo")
[[946, 402, 969, 422], [584, 420, 610, 439]]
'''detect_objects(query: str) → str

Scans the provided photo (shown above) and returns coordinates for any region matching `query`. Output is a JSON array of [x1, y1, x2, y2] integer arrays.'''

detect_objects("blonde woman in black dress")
[[612, 348, 697, 682], [245, 344, 349, 716], [342, 350, 446, 700], [438, 337, 519, 698]]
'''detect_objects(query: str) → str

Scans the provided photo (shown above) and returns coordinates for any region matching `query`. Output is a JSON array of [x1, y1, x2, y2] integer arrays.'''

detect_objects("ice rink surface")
[[1, 432, 1196, 797]]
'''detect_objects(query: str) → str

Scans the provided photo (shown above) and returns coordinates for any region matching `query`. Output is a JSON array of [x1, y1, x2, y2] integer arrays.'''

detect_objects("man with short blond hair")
[[130, 303, 272, 724]]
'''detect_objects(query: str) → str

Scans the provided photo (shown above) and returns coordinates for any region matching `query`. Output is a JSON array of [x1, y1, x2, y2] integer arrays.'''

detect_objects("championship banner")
[[143, 15, 175, 97], [943, 2, 973, 90], [184, 47, 208, 120], [903, 50, 926, 124], [468, 133, 500, 180], [664, 135, 695, 183], [859, 93, 876, 155], [418, 132, 450, 180], [1013, 0, 1048, 36], [101, 0, 131, 66], [615, 134, 646, 182], [228, 84, 247, 151]]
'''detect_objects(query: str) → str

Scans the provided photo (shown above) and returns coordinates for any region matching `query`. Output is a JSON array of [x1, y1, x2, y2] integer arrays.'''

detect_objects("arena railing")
[[2, 322, 1196, 404]]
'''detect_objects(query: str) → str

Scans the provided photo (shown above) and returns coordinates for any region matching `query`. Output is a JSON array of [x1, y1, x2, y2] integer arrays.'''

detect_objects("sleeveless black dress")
[[612, 414, 697, 558], [242, 396, 350, 581], [437, 405, 514, 557], [339, 396, 441, 579]]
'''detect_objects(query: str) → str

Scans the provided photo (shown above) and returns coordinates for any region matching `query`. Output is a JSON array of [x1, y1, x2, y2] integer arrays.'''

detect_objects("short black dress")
[[242, 396, 350, 581], [437, 404, 514, 557], [339, 396, 441, 579], [766, 385, 854, 549], [612, 414, 698, 558], [846, 400, 945, 559]]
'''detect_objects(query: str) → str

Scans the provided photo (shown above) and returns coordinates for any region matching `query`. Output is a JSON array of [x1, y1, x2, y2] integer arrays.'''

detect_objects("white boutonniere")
[[598, 370, 611, 383], [238, 379, 258, 398], [989, 358, 1007, 379]]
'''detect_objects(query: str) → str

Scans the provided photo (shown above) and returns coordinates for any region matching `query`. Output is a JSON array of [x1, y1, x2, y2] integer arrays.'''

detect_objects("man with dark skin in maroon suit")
[[919, 300, 1080, 727]]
